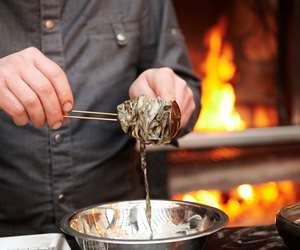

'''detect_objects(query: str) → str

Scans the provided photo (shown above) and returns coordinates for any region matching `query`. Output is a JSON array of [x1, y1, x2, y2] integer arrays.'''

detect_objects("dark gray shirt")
[[0, 0, 200, 236]]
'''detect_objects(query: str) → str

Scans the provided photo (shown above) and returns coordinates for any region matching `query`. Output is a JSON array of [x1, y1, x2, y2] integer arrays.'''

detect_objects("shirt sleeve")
[[138, 0, 201, 138]]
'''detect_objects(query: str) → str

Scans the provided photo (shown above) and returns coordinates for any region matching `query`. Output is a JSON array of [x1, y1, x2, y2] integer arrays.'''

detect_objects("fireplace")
[[147, 0, 300, 227], [173, 0, 299, 129]]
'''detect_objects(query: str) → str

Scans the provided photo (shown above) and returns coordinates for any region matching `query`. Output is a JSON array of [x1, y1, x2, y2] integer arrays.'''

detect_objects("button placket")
[[41, 0, 73, 222]]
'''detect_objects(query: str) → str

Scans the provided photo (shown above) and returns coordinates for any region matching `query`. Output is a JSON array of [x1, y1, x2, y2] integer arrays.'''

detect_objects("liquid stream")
[[140, 142, 153, 237]]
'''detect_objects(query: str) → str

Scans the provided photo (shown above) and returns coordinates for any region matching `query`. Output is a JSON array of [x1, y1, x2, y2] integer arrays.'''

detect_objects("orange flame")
[[174, 180, 297, 226], [194, 19, 245, 131], [237, 184, 255, 202]]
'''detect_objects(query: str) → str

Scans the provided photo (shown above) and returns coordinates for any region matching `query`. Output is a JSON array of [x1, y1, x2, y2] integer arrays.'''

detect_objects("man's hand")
[[0, 47, 73, 129], [129, 67, 196, 128]]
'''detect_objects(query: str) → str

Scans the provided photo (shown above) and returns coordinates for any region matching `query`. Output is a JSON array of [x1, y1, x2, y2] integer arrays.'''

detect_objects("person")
[[0, 0, 201, 237]]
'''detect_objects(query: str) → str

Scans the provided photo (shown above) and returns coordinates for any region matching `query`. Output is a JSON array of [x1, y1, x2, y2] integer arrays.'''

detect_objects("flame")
[[253, 106, 278, 128], [174, 180, 297, 226], [195, 190, 221, 209], [237, 184, 254, 202], [194, 19, 245, 131], [183, 190, 221, 209]]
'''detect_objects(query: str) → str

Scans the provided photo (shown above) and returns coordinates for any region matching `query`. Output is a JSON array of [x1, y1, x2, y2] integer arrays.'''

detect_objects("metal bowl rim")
[[60, 199, 228, 244], [278, 202, 300, 229]]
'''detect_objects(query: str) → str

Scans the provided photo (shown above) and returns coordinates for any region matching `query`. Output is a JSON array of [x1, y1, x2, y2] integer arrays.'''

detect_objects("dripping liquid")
[[140, 142, 153, 237]]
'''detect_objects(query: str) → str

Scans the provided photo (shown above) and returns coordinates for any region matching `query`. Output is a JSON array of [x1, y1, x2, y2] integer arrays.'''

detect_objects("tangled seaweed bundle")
[[117, 96, 180, 145]]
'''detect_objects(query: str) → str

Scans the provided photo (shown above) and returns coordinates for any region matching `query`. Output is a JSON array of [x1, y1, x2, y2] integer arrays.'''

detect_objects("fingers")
[[20, 65, 63, 128], [0, 78, 29, 126], [129, 72, 156, 99], [28, 48, 74, 112], [174, 75, 196, 127], [0, 47, 74, 128], [5, 75, 46, 128], [130, 67, 196, 128], [143, 68, 176, 101]]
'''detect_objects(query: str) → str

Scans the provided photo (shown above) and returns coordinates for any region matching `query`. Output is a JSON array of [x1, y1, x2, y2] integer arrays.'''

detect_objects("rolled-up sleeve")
[[138, 0, 201, 137]]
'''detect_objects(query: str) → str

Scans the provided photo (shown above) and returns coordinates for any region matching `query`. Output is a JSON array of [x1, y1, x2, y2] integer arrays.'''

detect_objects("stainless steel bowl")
[[276, 202, 300, 250], [61, 200, 228, 250]]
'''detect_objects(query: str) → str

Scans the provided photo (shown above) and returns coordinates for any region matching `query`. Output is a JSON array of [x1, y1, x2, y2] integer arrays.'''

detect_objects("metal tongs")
[[64, 101, 181, 139], [64, 110, 118, 122]]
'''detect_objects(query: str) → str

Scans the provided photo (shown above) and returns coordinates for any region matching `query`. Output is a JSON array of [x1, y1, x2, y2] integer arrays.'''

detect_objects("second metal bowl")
[[61, 199, 228, 250], [276, 202, 300, 250]]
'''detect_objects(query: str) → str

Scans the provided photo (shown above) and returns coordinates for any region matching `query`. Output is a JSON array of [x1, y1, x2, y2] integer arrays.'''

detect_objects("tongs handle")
[[64, 110, 118, 122]]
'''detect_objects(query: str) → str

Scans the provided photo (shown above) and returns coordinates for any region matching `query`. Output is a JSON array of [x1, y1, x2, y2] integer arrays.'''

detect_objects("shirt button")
[[116, 33, 125, 42], [116, 33, 127, 46], [44, 19, 56, 30], [54, 133, 63, 144], [170, 28, 178, 36], [58, 194, 65, 202]]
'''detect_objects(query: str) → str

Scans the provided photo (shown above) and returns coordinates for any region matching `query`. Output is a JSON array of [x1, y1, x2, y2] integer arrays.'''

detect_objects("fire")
[[173, 180, 297, 226], [194, 19, 245, 131], [195, 190, 221, 209], [237, 184, 254, 202]]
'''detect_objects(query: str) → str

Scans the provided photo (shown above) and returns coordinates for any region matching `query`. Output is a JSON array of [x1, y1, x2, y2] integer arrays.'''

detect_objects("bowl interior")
[[67, 200, 227, 241]]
